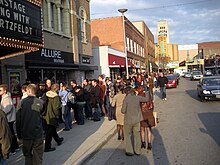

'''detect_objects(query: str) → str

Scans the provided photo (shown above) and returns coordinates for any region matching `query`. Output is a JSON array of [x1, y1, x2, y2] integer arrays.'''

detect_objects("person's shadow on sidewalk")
[[7, 118, 105, 165]]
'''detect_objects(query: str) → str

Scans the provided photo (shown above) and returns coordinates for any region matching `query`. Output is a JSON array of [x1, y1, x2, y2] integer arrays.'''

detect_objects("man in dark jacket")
[[16, 84, 44, 165], [74, 86, 85, 125], [0, 108, 12, 164], [43, 84, 63, 152], [157, 72, 168, 100], [90, 79, 101, 121]]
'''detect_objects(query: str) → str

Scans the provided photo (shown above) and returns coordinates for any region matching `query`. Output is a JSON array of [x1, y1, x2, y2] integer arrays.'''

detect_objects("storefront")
[[0, 0, 43, 100], [25, 48, 97, 84]]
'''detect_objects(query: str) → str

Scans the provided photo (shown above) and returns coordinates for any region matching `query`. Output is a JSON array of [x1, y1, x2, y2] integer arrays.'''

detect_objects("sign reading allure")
[[0, 0, 42, 44], [25, 48, 74, 64]]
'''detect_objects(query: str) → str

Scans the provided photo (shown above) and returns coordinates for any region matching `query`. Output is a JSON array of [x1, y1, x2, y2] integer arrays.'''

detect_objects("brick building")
[[91, 16, 145, 77]]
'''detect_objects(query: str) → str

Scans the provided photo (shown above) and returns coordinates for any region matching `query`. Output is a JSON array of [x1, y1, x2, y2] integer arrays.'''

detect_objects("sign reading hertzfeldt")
[[0, 0, 43, 57]]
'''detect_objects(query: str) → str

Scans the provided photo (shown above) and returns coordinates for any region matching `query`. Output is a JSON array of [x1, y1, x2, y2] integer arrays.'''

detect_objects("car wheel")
[[197, 90, 201, 98], [201, 95, 205, 102]]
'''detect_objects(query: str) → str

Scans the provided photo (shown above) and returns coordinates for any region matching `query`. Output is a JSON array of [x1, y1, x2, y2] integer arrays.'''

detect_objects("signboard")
[[82, 57, 91, 64], [25, 48, 74, 64], [0, 0, 43, 44]]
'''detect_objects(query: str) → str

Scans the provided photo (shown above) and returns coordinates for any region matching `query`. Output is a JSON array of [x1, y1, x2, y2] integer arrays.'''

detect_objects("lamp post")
[[118, 8, 129, 79]]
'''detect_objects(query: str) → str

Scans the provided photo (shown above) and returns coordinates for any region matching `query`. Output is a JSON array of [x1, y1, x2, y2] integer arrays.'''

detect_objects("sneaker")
[[164, 98, 167, 101]]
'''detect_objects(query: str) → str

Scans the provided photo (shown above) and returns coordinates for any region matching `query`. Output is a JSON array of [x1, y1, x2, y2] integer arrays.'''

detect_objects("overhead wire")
[[90, 0, 214, 16]]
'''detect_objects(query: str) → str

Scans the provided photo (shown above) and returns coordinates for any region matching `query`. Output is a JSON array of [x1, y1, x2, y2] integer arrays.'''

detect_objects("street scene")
[[0, 0, 220, 165], [85, 78, 220, 165], [5, 77, 220, 165]]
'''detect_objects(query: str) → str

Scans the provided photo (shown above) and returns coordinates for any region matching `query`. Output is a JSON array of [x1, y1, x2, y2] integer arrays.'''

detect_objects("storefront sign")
[[82, 57, 90, 64], [25, 48, 73, 64], [0, 0, 42, 44]]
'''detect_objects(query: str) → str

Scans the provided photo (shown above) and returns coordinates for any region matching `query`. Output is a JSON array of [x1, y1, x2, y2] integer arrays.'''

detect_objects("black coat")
[[90, 85, 100, 108]]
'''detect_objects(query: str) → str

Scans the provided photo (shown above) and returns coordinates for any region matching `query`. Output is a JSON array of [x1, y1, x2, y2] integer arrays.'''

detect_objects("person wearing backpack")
[[59, 83, 72, 131], [43, 84, 63, 152]]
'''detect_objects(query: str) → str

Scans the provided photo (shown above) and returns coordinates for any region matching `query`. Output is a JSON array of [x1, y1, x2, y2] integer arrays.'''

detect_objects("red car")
[[165, 74, 177, 88]]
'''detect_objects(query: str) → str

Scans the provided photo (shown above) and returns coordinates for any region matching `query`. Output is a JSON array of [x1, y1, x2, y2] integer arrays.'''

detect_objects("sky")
[[90, 0, 220, 45]]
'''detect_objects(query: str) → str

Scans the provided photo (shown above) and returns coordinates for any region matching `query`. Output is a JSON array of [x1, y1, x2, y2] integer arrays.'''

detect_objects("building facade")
[[132, 21, 156, 73], [91, 16, 145, 78], [0, 0, 96, 96]]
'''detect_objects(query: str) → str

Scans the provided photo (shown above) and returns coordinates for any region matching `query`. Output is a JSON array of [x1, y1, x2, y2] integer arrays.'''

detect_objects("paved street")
[[85, 78, 220, 165]]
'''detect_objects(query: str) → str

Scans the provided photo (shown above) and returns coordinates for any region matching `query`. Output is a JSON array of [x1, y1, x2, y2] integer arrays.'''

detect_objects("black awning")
[[179, 60, 186, 66], [26, 61, 79, 70], [26, 61, 98, 71], [79, 65, 98, 71]]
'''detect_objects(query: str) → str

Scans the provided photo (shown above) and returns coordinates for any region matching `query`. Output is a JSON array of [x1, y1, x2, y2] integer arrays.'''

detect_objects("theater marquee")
[[0, 0, 43, 58]]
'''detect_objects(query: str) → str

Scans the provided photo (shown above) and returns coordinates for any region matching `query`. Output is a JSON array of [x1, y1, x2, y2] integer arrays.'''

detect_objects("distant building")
[[91, 16, 145, 77], [157, 20, 170, 43], [132, 21, 156, 72], [178, 44, 198, 62]]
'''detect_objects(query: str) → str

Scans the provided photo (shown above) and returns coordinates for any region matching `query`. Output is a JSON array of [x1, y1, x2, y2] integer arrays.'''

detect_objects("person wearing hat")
[[36, 81, 46, 99]]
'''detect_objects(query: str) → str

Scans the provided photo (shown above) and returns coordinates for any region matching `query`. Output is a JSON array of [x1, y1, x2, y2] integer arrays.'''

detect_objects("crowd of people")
[[0, 71, 167, 164]]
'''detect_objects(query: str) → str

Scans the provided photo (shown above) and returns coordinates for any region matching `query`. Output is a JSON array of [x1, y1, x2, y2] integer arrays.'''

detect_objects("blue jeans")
[[76, 102, 86, 125], [0, 159, 6, 165], [160, 86, 166, 99], [92, 103, 101, 121], [62, 105, 72, 129]]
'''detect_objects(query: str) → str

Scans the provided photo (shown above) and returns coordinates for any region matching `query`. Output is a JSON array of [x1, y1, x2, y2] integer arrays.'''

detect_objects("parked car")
[[204, 70, 212, 76], [190, 71, 203, 80], [183, 72, 191, 78], [197, 76, 220, 102], [165, 74, 177, 88]]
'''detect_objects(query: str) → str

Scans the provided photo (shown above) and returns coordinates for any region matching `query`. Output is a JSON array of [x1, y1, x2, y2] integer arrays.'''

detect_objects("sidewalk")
[[7, 117, 117, 165], [7, 89, 158, 165]]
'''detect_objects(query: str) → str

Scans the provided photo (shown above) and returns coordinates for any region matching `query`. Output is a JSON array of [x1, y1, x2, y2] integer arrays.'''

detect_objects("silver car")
[[190, 71, 203, 80]]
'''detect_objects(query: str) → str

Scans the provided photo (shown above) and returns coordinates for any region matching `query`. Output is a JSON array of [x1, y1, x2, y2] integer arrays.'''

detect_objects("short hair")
[[98, 74, 104, 79], [51, 83, 59, 91], [92, 79, 98, 83], [27, 84, 37, 95], [21, 85, 27, 91], [70, 80, 76, 84], [0, 84, 8, 92]]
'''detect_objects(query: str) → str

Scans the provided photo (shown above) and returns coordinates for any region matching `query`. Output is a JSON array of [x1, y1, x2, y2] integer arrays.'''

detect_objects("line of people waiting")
[[0, 72, 162, 164]]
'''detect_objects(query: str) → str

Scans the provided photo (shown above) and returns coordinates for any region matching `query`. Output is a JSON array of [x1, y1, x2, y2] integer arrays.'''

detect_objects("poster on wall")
[[9, 71, 21, 95]]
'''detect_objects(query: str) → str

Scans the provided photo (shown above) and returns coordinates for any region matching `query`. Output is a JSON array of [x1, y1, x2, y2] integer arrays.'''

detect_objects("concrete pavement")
[[7, 89, 159, 165], [7, 117, 117, 165]]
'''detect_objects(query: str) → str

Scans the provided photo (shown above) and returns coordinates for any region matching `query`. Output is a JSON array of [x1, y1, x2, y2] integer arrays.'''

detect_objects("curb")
[[63, 119, 117, 165]]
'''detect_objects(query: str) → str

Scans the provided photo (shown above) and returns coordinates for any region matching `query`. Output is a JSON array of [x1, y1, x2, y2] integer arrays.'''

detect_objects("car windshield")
[[166, 75, 175, 80], [185, 72, 190, 74], [203, 78, 220, 86], [193, 71, 202, 75]]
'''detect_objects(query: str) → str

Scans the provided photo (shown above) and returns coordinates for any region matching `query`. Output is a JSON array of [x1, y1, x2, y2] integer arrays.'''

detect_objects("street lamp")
[[118, 8, 129, 79]]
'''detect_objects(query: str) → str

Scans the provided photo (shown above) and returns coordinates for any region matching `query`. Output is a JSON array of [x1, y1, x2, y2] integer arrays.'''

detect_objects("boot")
[[147, 143, 152, 150], [141, 141, 146, 149]]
